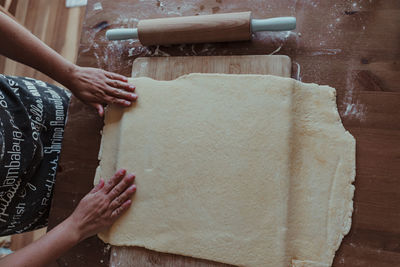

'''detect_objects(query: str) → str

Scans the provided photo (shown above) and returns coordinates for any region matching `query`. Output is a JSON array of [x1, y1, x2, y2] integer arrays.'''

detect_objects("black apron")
[[0, 75, 70, 236]]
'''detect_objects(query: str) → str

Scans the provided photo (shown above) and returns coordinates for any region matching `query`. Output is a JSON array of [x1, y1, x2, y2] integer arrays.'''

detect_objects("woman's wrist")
[[61, 215, 85, 244], [53, 62, 80, 90]]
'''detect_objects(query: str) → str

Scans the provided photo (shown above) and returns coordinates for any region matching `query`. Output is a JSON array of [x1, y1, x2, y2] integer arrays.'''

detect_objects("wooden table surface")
[[48, 0, 400, 266]]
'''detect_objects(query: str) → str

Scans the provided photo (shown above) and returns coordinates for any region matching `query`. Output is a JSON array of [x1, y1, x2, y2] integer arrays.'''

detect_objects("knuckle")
[[121, 93, 130, 100], [107, 179, 114, 187], [112, 88, 121, 96], [95, 92, 107, 101], [115, 196, 122, 205], [93, 91, 103, 98], [111, 187, 121, 197], [103, 186, 112, 194], [120, 177, 129, 186], [114, 208, 121, 216], [118, 99, 128, 105], [111, 81, 119, 87], [110, 202, 117, 211], [119, 82, 127, 89], [106, 96, 116, 103]]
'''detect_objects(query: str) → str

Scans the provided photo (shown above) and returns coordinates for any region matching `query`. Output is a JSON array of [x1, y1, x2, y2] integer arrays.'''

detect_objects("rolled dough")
[[95, 74, 355, 267]]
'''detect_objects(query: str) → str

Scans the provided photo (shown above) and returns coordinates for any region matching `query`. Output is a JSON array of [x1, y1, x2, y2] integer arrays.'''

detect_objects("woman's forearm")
[[0, 12, 75, 85], [0, 217, 81, 267], [0, 12, 137, 116]]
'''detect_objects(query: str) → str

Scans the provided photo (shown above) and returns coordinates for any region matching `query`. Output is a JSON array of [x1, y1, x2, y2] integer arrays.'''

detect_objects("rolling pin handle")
[[106, 28, 139, 40], [251, 17, 296, 32]]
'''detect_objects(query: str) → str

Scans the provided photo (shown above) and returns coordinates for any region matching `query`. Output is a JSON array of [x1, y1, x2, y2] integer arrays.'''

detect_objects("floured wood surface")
[[95, 73, 355, 267]]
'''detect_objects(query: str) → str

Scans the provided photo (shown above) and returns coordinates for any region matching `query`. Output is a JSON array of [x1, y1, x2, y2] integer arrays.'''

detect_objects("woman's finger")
[[104, 71, 129, 82], [109, 184, 136, 210], [106, 79, 136, 93], [90, 178, 105, 194], [89, 103, 104, 117], [103, 96, 132, 107], [108, 173, 135, 200], [102, 169, 126, 193], [104, 85, 137, 101], [111, 199, 132, 219]]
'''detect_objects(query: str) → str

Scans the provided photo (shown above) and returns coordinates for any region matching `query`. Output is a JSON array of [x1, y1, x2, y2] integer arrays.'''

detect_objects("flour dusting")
[[256, 31, 296, 43], [311, 49, 342, 56], [93, 2, 102, 11], [341, 74, 367, 121], [294, 62, 302, 81]]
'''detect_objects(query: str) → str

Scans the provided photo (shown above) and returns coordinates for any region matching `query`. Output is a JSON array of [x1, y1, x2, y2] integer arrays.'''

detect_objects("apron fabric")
[[0, 75, 70, 236]]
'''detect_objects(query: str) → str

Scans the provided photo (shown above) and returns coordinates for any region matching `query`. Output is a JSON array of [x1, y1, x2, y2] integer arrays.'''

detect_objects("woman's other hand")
[[67, 169, 137, 241], [65, 66, 137, 117]]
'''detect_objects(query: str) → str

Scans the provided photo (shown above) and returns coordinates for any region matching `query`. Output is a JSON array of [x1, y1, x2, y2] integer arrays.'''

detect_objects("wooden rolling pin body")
[[137, 12, 252, 46]]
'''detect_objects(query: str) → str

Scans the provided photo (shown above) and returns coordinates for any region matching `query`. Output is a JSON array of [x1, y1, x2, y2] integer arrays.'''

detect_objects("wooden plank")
[[109, 54, 291, 267], [0, 5, 14, 18], [4, 0, 12, 11], [131, 55, 291, 79], [0, 0, 85, 81]]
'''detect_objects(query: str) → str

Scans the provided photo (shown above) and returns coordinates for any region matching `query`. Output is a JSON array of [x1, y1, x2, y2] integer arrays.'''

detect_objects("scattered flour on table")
[[341, 74, 367, 121], [311, 49, 342, 56], [93, 2, 102, 11]]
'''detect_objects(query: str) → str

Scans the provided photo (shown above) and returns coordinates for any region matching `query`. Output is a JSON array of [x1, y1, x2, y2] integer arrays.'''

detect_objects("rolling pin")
[[106, 11, 296, 45]]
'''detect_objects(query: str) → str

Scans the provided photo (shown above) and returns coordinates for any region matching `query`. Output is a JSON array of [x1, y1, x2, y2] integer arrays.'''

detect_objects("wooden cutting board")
[[110, 55, 291, 267], [130, 55, 291, 80]]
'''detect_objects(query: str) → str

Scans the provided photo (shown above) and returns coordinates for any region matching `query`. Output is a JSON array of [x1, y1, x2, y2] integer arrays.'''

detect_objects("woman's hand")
[[67, 169, 137, 241], [65, 66, 138, 117], [0, 169, 136, 267]]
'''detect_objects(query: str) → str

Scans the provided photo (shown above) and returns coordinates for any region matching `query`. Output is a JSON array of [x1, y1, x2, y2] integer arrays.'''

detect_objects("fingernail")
[[129, 85, 135, 90], [120, 169, 126, 175], [130, 185, 136, 191], [125, 101, 131, 105], [131, 94, 137, 99]]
